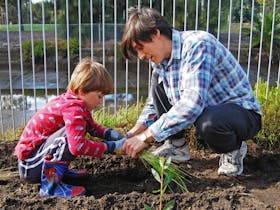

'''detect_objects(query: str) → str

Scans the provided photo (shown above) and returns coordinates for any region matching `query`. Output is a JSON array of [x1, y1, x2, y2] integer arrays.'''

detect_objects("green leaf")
[[159, 156, 165, 168], [163, 199, 176, 210], [164, 172, 174, 186], [152, 189, 161, 194], [164, 157, 172, 169], [151, 168, 161, 183], [144, 204, 152, 210], [162, 185, 168, 194]]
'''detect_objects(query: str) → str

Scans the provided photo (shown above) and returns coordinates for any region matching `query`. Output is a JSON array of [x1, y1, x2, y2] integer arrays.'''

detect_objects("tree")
[[243, 0, 280, 62]]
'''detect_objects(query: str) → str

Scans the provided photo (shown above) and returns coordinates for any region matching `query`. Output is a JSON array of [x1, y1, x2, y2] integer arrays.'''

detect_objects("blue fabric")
[[194, 103, 261, 153], [105, 138, 127, 154], [40, 161, 85, 197], [105, 141, 115, 153], [114, 138, 127, 151], [137, 30, 262, 142], [104, 129, 124, 141], [63, 169, 88, 180]]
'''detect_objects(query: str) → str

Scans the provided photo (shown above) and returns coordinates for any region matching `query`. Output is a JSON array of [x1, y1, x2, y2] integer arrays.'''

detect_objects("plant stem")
[[159, 160, 164, 210]]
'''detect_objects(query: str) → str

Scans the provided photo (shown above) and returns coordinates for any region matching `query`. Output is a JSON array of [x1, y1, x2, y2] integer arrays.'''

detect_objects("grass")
[[0, 126, 24, 142], [0, 24, 56, 32], [93, 101, 145, 131]]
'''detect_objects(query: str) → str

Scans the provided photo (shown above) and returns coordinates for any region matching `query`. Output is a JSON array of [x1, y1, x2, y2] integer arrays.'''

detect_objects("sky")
[[32, 0, 43, 3]]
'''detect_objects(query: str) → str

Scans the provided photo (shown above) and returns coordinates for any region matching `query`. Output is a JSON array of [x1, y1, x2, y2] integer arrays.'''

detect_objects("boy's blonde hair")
[[68, 58, 113, 95]]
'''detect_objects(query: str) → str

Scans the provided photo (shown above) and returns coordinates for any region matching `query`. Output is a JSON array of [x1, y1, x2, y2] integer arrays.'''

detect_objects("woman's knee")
[[194, 106, 241, 153], [195, 107, 220, 137]]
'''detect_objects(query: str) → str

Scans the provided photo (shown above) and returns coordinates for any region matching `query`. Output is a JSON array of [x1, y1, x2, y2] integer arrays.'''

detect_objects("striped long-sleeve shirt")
[[15, 90, 107, 160], [137, 29, 262, 142]]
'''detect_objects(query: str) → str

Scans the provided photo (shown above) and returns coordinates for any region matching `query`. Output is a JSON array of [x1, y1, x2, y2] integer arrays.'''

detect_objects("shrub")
[[254, 80, 280, 150], [22, 38, 78, 63], [2, 126, 24, 141], [243, 2, 280, 62]]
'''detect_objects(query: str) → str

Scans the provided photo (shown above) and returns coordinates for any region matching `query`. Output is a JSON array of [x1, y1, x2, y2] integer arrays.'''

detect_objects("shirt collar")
[[169, 29, 182, 61]]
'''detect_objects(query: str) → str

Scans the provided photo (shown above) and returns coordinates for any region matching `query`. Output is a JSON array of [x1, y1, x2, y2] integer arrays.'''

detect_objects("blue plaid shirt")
[[137, 30, 262, 142]]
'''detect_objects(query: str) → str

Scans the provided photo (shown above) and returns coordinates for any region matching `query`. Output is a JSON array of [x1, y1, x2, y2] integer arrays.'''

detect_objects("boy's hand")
[[105, 138, 127, 154], [104, 129, 124, 141]]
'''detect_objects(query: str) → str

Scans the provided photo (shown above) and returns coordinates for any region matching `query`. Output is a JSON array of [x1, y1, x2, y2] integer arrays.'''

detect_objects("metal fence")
[[0, 0, 279, 140]]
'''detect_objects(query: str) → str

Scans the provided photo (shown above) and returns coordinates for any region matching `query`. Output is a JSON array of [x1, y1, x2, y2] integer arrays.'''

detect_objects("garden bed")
[[0, 140, 279, 209]]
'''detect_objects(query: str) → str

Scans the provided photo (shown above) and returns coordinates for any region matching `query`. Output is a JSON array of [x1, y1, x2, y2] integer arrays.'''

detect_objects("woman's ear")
[[155, 29, 161, 38], [151, 29, 161, 41]]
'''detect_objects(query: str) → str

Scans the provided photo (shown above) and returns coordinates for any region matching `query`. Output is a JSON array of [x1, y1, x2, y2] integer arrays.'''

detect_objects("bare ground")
[[0, 139, 279, 210]]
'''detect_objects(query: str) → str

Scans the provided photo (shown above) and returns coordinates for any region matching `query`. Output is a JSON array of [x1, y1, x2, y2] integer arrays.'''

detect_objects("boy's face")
[[78, 90, 104, 111]]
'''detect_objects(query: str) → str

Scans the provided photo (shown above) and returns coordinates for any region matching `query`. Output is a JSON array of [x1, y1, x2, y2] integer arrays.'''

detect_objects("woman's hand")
[[123, 135, 149, 158], [123, 129, 154, 158]]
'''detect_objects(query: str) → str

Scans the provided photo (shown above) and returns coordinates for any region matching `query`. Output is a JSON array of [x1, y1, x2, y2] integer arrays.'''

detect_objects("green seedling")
[[140, 150, 192, 210]]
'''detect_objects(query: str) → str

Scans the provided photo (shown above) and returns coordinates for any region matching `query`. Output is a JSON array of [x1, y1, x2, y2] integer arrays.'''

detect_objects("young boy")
[[15, 58, 126, 198]]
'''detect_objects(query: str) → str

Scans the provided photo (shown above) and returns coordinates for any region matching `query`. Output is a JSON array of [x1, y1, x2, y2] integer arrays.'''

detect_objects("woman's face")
[[132, 30, 171, 64]]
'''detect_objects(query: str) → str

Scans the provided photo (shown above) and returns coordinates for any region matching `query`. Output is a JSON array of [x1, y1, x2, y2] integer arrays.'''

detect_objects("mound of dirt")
[[0, 140, 279, 210]]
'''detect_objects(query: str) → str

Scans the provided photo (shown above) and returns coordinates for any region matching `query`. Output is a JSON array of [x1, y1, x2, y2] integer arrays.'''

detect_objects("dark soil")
[[0, 139, 280, 210]]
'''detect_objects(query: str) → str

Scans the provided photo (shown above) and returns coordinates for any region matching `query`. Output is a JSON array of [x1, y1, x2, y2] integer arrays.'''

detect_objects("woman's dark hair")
[[121, 7, 172, 59]]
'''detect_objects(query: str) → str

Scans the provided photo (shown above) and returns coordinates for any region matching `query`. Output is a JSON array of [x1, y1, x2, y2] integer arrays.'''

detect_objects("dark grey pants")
[[152, 79, 261, 154], [18, 127, 76, 183]]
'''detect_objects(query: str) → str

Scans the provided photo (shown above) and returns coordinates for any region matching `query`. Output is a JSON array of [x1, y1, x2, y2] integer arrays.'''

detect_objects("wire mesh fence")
[[0, 0, 279, 140]]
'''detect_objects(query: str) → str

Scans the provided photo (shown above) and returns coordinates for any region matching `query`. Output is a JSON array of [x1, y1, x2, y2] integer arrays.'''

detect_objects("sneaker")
[[152, 139, 191, 162], [218, 141, 247, 176]]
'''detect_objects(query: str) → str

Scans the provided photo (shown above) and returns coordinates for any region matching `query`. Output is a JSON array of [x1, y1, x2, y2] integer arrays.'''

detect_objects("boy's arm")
[[87, 116, 107, 138], [63, 104, 107, 158]]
